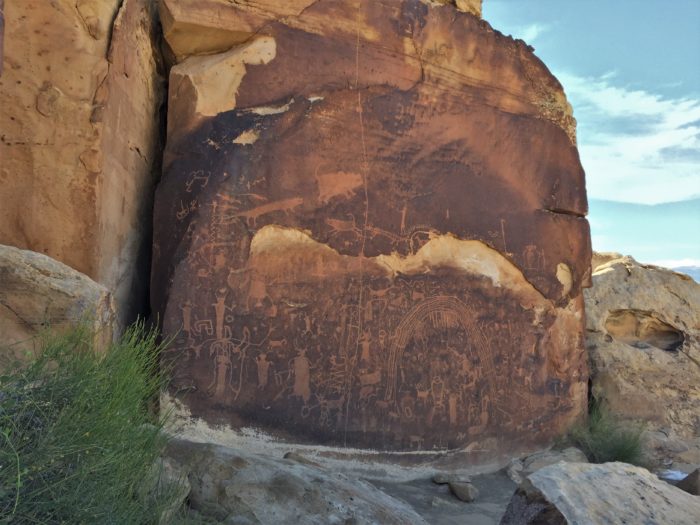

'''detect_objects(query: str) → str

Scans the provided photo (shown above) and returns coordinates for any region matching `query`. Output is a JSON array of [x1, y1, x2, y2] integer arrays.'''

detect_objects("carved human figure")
[[208, 328, 249, 401], [448, 393, 459, 425], [291, 348, 311, 403], [360, 329, 371, 363], [213, 288, 231, 340], [256, 352, 272, 389], [480, 393, 491, 426], [180, 301, 192, 337], [209, 339, 234, 401]]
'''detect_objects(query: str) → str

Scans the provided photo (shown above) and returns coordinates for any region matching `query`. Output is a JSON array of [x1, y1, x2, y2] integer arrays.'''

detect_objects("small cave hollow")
[[604, 309, 685, 352]]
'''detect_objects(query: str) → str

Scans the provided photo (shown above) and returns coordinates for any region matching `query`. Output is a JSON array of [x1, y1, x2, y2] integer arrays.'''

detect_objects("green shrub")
[[566, 397, 646, 465], [0, 322, 179, 524]]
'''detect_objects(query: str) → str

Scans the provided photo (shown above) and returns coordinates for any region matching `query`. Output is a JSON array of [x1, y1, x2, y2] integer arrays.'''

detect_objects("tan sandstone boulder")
[[0, 244, 117, 368], [0, 0, 164, 325], [501, 462, 700, 524], [585, 255, 700, 465]]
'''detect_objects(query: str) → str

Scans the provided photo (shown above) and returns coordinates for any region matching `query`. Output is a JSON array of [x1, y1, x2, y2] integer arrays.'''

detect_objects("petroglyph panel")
[[153, 0, 591, 458], [162, 226, 583, 450]]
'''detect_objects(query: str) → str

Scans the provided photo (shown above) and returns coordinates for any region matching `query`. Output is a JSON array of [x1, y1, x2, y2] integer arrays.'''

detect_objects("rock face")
[[152, 0, 591, 458], [585, 255, 700, 464], [0, 244, 117, 367], [164, 437, 429, 524], [676, 468, 700, 496], [501, 462, 700, 525], [0, 0, 164, 325]]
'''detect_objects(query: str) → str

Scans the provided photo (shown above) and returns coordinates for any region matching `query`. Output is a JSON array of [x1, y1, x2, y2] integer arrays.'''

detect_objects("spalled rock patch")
[[0, 244, 117, 368], [501, 462, 700, 525], [152, 0, 591, 460]]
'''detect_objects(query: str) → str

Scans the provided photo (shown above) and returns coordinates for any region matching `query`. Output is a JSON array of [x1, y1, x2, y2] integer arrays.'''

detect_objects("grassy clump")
[[0, 322, 179, 524], [566, 397, 646, 465]]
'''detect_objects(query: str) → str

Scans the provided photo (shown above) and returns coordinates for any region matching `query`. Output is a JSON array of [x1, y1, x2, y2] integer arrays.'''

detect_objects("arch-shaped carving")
[[384, 296, 496, 403]]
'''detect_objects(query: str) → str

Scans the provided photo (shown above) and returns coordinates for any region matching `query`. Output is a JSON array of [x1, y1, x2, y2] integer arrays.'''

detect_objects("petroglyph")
[[315, 171, 363, 204], [153, 0, 590, 458], [235, 198, 304, 227]]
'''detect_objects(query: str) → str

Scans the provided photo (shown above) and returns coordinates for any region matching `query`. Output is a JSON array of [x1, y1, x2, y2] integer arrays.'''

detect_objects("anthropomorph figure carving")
[[291, 347, 311, 403], [256, 352, 272, 389]]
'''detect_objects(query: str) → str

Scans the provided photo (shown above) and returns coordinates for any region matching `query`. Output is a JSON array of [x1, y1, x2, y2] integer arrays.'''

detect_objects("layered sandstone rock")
[[163, 437, 429, 524], [501, 462, 700, 525], [153, 0, 590, 459], [0, 0, 164, 325], [585, 255, 700, 465], [0, 244, 117, 368]]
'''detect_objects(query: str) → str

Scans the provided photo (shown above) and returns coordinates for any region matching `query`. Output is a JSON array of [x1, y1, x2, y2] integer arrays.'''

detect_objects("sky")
[[482, 0, 700, 268]]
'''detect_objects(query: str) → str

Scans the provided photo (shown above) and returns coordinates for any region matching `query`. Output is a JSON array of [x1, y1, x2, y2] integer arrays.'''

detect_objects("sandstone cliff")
[[152, 0, 590, 462], [0, 0, 165, 326]]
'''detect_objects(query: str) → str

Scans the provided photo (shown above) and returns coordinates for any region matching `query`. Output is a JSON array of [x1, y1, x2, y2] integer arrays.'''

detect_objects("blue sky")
[[483, 0, 700, 267]]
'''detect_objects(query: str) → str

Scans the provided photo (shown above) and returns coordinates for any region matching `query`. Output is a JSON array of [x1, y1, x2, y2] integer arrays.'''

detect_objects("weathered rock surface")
[[0, 0, 164, 325], [153, 0, 590, 459], [164, 437, 429, 524], [590, 251, 623, 273], [501, 462, 700, 524], [676, 468, 700, 496], [585, 255, 700, 465], [506, 447, 587, 485], [448, 480, 479, 502], [0, 244, 117, 367], [676, 467, 700, 496], [0, 0, 4, 74], [432, 472, 470, 485]]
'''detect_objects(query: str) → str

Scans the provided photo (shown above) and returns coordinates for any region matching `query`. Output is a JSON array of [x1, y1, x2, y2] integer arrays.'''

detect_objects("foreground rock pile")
[[162, 438, 429, 524], [501, 462, 700, 525], [158, 437, 700, 524], [152, 0, 591, 461]]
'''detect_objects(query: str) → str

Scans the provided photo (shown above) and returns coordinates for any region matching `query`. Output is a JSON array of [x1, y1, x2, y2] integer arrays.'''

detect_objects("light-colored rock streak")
[[250, 225, 549, 308], [170, 36, 277, 118]]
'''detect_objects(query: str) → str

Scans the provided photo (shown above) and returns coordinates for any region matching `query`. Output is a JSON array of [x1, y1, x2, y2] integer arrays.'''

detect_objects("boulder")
[[163, 437, 429, 524], [448, 481, 479, 502], [152, 0, 590, 460], [501, 462, 700, 524], [591, 251, 623, 273], [0, 0, 165, 325], [506, 447, 587, 485], [0, 244, 117, 368], [676, 468, 700, 496], [584, 255, 700, 464], [432, 473, 470, 485], [146, 457, 192, 525]]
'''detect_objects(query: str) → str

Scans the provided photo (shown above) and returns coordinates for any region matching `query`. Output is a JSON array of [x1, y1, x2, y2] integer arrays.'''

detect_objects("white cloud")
[[556, 72, 700, 204], [511, 23, 550, 44], [649, 258, 700, 268]]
